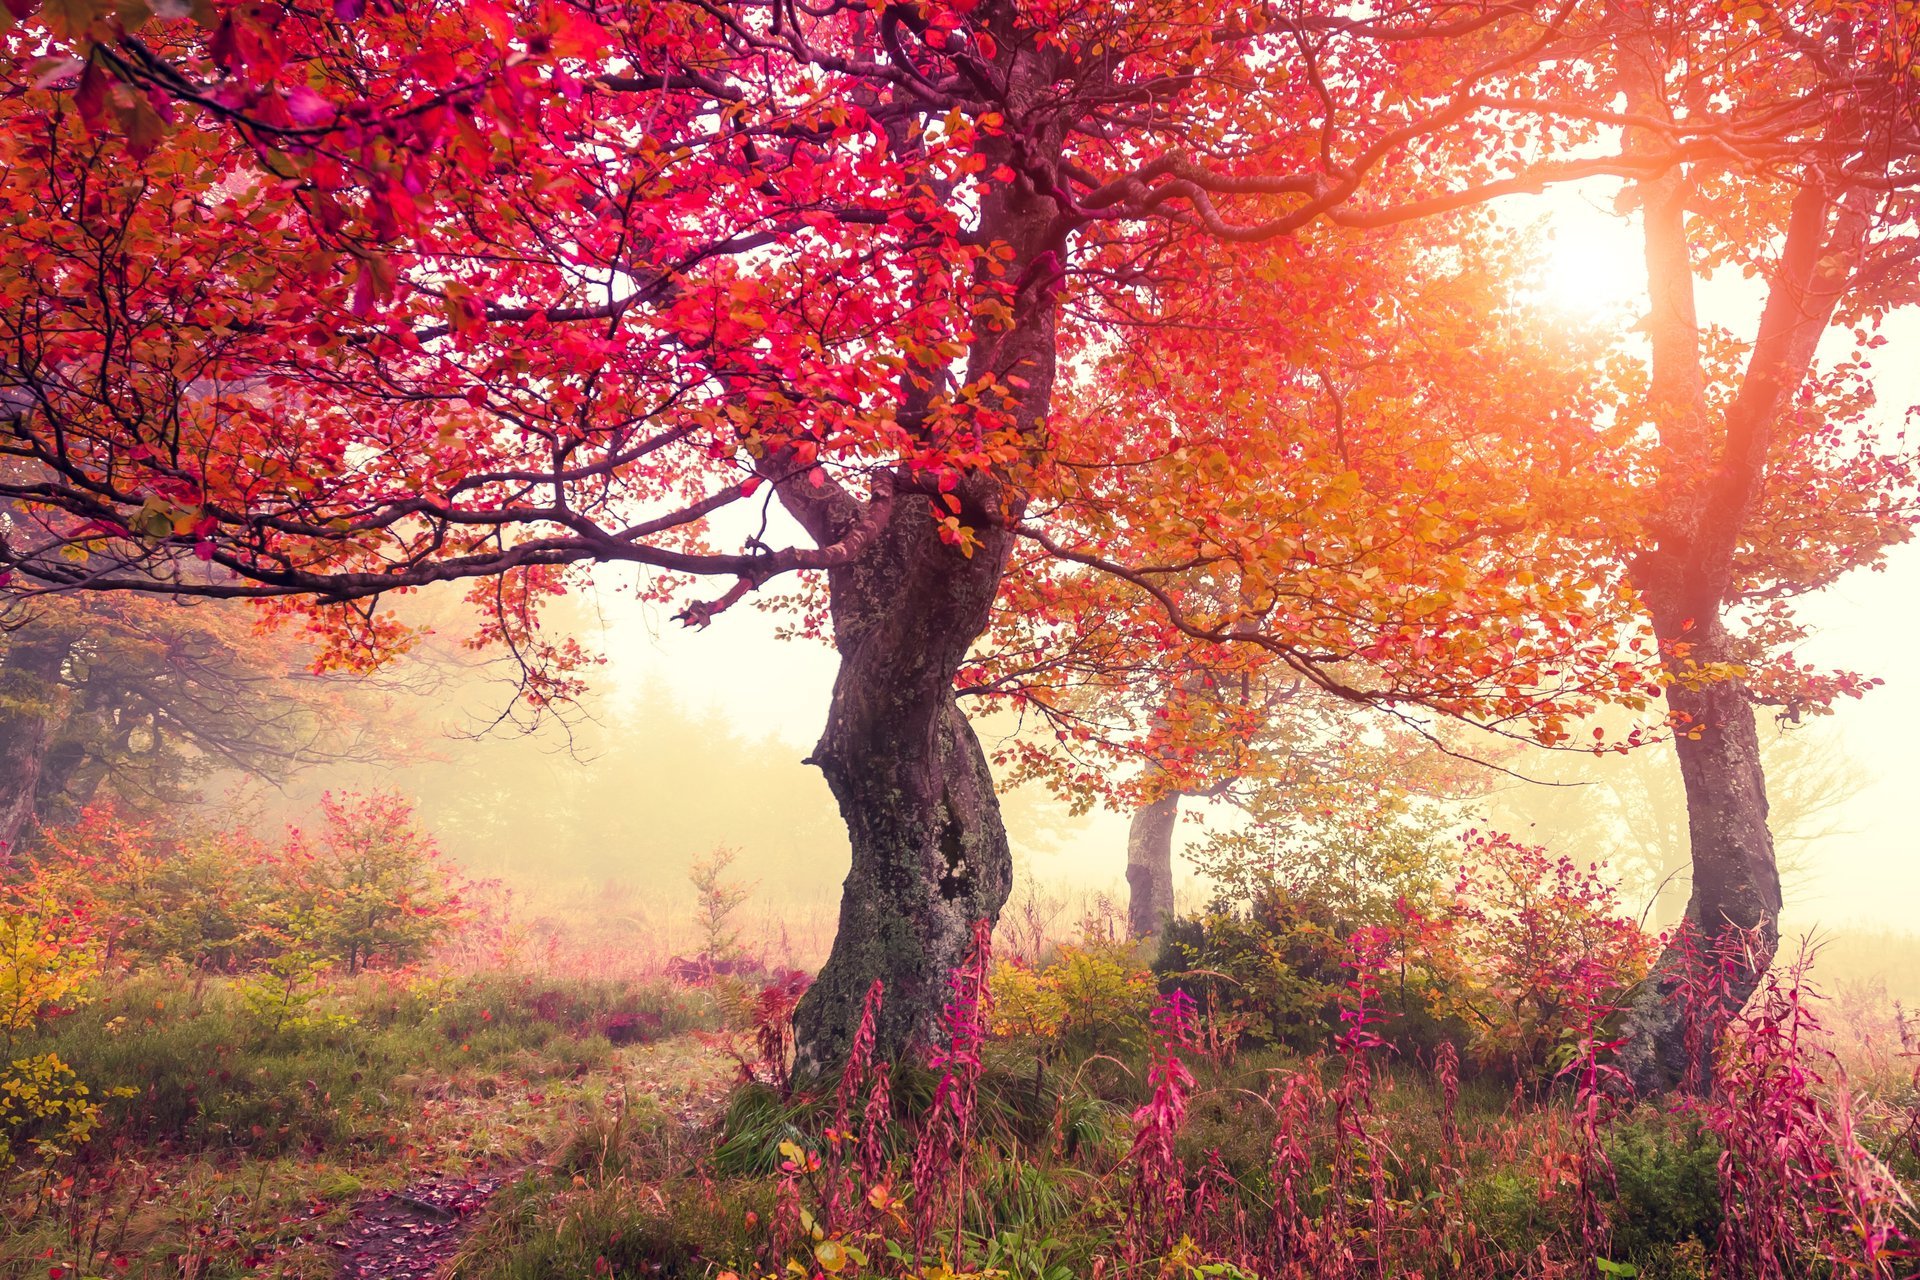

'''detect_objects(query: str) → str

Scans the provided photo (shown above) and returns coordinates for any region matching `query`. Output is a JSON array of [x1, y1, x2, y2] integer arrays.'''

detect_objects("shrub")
[[990, 937, 1156, 1067], [0, 896, 101, 1049], [1409, 832, 1654, 1076], [0, 1051, 126, 1166], [278, 790, 461, 973], [1152, 885, 1346, 1052], [1605, 1112, 1722, 1272], [18, 793, 462, 982], [30, 804, 278, 971], [235, 944, 353, 1034]]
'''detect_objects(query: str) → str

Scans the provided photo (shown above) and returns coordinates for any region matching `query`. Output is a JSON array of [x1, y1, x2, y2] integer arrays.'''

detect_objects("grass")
[[4, 958, 1916, 1280], [0, 969, 720, 1279]]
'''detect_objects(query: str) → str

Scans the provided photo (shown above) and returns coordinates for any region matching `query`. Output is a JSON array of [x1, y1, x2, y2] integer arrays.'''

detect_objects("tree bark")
[[788, 135, 1063, 1073], [0, 629, 71, 860], [1126, 789, 1180, 942], [33, 731, 101, 829], [1617, 606, 1781, 1094]]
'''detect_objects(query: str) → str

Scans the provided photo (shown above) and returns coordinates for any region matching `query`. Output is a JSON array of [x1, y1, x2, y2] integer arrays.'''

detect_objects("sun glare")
[[1535, 227, 1644, 318], [1512, 187, 1646, 320]]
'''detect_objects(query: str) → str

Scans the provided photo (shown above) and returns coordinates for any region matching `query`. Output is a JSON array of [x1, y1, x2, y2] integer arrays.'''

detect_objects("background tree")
[[0, 591, 397, 857], [0, 619, 67, 860], [1485, 719, 1864, 926]]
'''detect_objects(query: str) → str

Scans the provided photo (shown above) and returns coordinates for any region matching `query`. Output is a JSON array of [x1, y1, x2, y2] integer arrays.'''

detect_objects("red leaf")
[[284, 85, 335, 127]]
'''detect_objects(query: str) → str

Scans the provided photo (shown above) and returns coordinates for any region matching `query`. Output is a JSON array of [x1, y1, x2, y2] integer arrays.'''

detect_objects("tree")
[[1573, 6, 1919, 1089], [970, 2, 1920, 1086], [1484, 719, 1865, 927], [0, 618, 68, 859], [282, 790, 458, 973], [0, 590, 396, 857], [2, 0, 1908, 1073]]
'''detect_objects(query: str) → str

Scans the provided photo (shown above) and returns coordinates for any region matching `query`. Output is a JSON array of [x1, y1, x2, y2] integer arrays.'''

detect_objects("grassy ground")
[[0, 971, 723, 1279], [436, 1034, 1912, 1280], [5, 971, 1915, 1280]]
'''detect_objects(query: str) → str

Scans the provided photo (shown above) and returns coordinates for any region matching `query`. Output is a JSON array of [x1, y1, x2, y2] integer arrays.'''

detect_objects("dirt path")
[[333, 1172, 507, 1280], [329, 1038, 734, 1278]]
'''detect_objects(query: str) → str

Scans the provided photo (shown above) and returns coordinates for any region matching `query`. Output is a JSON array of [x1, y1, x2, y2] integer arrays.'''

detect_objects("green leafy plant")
[[235, 944, 351, 1035], [0, 1052, 128, 1166]]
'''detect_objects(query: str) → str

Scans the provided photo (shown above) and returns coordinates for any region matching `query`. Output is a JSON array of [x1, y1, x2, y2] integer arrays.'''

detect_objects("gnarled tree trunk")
[[791, 494, 1018, 1075], [788, 152, 1063, 1073], [1126, 789, 1180, 942]]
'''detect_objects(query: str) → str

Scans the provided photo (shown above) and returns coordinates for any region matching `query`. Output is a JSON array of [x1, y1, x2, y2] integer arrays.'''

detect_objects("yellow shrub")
[[0, 1052, 127, 1166], [989, 940, 1154, 1057], [0, 898, 102, 1046], [989, 960, 1067, 1042]]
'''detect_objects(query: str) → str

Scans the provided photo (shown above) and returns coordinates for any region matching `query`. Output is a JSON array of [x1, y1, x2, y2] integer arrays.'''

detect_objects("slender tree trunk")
[[1608, 46, 1867, 1086], [0, 629, 70, 860], [1619, 602, 1781, 1093], [1126, 789, 1180, 942]]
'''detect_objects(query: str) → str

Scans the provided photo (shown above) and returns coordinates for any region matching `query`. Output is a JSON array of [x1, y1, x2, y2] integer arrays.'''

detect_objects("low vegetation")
[[3, 804, 1913, 1280]]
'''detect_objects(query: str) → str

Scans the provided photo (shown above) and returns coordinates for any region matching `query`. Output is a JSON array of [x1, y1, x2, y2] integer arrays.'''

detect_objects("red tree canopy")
[[1, 0, 1914, 743]]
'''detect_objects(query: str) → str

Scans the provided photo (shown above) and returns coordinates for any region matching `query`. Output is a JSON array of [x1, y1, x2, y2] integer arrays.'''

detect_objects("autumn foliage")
[[13, 790, 461, 976]]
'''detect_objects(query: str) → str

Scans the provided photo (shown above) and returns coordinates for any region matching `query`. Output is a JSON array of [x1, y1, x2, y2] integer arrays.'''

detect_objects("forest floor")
[[0, 973, 731, 1280], [333, 1038, 734, 1280]]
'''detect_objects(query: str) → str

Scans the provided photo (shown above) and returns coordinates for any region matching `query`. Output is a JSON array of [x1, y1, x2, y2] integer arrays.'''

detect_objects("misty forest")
[[3, 1, 1920, 1277]]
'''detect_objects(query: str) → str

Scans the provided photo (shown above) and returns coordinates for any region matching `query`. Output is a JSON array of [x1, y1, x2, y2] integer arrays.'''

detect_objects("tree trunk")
[[34, 715, 108, 829], [0, 629, 71, 860], [1126, 789, 1180, 942], [790, 494, 1019, 1076], [787, 159, 1062, 1074], [1619, 601, 1781, 1094]]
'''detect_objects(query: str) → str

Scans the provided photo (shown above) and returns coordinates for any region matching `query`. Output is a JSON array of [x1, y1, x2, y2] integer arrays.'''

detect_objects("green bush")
[[1606, 1112, 1722, 1274], [1153, 887, 1347, 1051]]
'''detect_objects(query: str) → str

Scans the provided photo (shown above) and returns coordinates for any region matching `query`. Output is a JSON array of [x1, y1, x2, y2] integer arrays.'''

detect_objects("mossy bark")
[[790, 489, 1019, 1076]]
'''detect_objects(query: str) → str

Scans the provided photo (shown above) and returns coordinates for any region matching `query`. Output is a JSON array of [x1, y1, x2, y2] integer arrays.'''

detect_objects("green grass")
[[0, 969, 721, 1279]]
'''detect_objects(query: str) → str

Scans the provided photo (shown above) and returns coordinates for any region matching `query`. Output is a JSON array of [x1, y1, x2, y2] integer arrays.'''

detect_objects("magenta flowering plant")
[[1704, 947, 1916, 1280], [909, 919, 993, 1256], [1553, 953, 1634, 1277], [1126, 989, 1199, 1261]]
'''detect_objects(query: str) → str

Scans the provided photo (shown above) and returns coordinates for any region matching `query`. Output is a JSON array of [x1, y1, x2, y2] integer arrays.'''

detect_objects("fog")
[[238, 522, 1920, 1001]]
